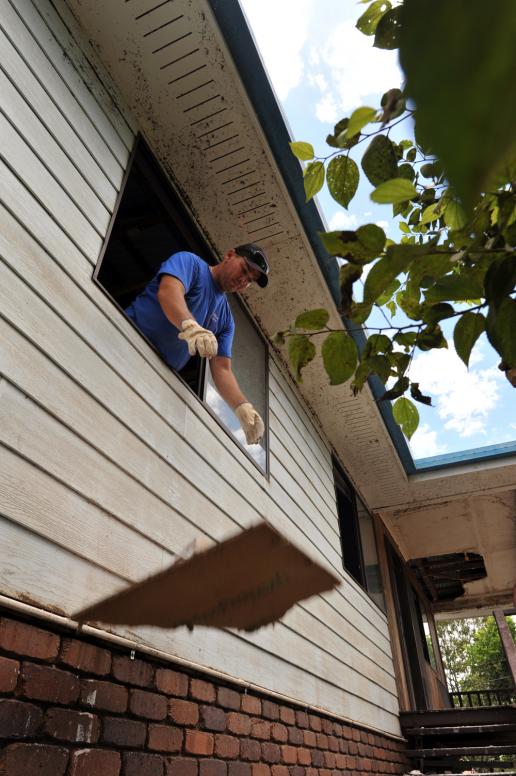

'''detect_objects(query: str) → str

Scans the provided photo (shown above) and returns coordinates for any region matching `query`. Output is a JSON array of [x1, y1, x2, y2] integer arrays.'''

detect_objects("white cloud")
[[409, 424, 446, 459], [328, 211, 358, 230], [376, 220, 389, 230], [310, 20, 402, 116], [409, 345, 504, 438], [240, 0, 315, 100], [315, 93, 339, 124]]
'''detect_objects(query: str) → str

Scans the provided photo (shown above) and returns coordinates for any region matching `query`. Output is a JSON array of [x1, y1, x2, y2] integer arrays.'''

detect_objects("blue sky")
[[239, 0, 515, 460]]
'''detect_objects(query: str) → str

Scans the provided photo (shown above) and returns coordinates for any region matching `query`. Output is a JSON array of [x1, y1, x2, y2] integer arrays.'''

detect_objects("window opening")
[[94, 135, 268, 472]]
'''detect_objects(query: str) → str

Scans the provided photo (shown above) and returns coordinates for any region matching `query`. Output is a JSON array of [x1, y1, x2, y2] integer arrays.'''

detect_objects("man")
[[125, 244, 269, 446]]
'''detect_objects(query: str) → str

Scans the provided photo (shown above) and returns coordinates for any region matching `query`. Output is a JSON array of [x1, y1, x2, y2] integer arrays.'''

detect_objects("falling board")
[[74, 520, 340, 631]]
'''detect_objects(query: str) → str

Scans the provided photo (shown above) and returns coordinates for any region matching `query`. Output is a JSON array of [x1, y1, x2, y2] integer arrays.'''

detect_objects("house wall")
[[0, 0, 400, 737]]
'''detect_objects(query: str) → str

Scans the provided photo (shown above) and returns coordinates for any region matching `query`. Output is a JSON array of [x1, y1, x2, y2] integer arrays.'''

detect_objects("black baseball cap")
[[235, 243, 269, 288]]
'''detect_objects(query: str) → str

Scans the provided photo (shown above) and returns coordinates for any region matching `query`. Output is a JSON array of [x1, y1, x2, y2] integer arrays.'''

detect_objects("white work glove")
[[235, 402, 265, 445], [178, 319, 218, 358]]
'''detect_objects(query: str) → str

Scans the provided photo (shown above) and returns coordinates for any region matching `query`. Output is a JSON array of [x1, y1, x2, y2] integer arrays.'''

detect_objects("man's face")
[[217, 250, 261, 292]]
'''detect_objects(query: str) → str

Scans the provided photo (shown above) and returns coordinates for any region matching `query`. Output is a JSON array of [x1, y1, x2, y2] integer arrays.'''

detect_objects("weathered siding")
[[0, 0, 400, 735]]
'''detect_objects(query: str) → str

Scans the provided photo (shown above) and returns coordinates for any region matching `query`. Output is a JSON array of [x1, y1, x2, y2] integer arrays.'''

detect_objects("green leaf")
[[425, 273, 484, 303], [380, 88, 406, 122], [346, 106, 377, 138], [326, 118, 360, 150], [327, 156, 359, 208], [361, 135, 398, 186], [443, 199, 467, 230], [416, 324, 448, 351], [377, 278, 401, 304], [303, 161, 325, 202], [421, 301, 455, 326], [319, 231, 347, 256], [321, 331, 358, 385], [363, 333, 392, 359], [410, 382, 432, 406], [374, 6, 402, 49], [340, 262, 363, 316], [409, 253, 454, 285], [397, 163, 415, 181], [371, 178, 418, 204], [453, 312, 486, 367], [363, 243, 425, 303], [399, 0, 516, 207], [349, 301, 373, 324], [288, 335, 316, 382], [484, 254, 516, 309], [295, 308, 329, 331], [380, 376, 410, 401], [406, 147, 417, 163], [486, 297, 516, 366], [394, 331, 417, 349], [355, 224, 386, 258], [392, 396, 419, 440], [356, 0, 391, 35], [399, 222, 410, 234], [289, 141, 315, 161], [420, 202, 440, 225]]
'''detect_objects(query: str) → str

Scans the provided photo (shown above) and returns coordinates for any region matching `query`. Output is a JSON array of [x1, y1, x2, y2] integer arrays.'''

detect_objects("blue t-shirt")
[[125, 251, 235, 370]]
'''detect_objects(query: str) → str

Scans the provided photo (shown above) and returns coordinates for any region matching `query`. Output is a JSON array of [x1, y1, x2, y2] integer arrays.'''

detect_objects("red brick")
[[250, 719, 270, 740], [346, 756, 356, 770], [0, 743, 68, 775], [279, 706, 295, 725], [0, 618, 59, 661], [368, 733, 375, 746], [281, 746, 297, 765], [321, 720, 333, 735], [297, 749, 311, 766], [360, 730, 369, 743], [124, 751, 164, 776], [215, 734, 240, 759], [240, 738, 261, 762], [323, 753, 335, 769], [315, 734, 327, 750], [332, 723, 342, 737], [318, 770, 330, 776], [271, 723, 288, 743], [201, 705, 227, 732], [156, 668, 189, 697], [217, 687, 240, 710], [69, 748, 121, 776], [80, 678, 128, 713], [227, 711, 251, 736], [164, 756, 198, 776], [0, 698, 43, 738], [308, 715, 321, 732], [288, 767, 304, 776], [229, 764, 251, 776], [200, 759, 227, 776], [45, 708, 100, 744], [262, 743, 281, 764], [311, 750, 324, 767], [185, 730, 214, 756], [241, 695, 261, 715], [262, 700, 280, 721], [0, 655, 19, 692], [335, 754, 347, 769], [358, 742, 366, 756], [349, 742, 358, 755], [339, 739, 348, 754], [272, 767, 289, 776], [112, 655, 154, 687], [148, 724, 183, 753], [190, 678, 216, 702], [327, 736, 339, 753], [169, 698, 199, 725], [288, 727, 303, 745], [102, 716, 146, 748], [130, 688, 167, 720], [303, 730, 316, 747], [341, 725, 352, 740], [19, 662, 79, 704], [352, 729, 361, 742], [59, 638, 111, 676], [252, 765, 270, 776], [295, 710, 308, 729]]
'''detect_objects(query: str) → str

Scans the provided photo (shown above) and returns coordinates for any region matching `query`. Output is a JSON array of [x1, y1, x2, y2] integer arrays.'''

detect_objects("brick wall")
[[0, 613, 409, 776]]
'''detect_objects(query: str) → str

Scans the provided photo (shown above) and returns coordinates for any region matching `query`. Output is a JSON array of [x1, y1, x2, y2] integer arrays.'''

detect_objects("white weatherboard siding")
[[0, 0, 400, 735]]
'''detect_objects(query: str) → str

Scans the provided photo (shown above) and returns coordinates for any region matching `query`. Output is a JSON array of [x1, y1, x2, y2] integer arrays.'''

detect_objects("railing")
[[450, 688, 516, 707]]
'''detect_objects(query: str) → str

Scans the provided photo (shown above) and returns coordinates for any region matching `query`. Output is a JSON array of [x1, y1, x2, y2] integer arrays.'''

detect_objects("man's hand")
[[235, 402, 265, 445], [178, 319, 218, 358]]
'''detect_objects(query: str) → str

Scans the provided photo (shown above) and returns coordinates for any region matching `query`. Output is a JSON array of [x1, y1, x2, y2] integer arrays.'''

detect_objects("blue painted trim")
[[207, 0, 416, 475], [414, 441, 516, 472]]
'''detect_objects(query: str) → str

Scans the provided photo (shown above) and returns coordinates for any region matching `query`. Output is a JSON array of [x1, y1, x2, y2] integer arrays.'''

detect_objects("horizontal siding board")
[[0, 0, 124, 185], [14, 0, 132, 157], [0, 442, 170, 580], [0, 115, 103, 260], [0, 69, 111, 232]]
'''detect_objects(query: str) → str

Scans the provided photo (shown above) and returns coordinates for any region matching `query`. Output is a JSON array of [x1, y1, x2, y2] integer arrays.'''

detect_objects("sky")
[[239, 0, 515, 462]]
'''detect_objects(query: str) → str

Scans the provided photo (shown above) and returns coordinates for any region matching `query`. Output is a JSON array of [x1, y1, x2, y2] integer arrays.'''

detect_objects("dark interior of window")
[[333, 458, 365, 586], [95, 135, 211, 394]]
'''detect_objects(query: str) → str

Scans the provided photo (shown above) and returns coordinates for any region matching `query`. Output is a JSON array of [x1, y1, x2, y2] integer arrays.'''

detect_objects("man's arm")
[[157, 275, 217, 358], [210, 357, 265, 445]]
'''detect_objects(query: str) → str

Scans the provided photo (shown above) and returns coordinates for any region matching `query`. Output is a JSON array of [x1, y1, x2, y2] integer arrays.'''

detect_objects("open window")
[[94, 135, 268, 473], [333, 457, 385, 610]]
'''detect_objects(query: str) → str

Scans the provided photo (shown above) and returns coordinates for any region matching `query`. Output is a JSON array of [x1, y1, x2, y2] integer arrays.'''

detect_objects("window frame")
[[92, 133, 270, 477], [332, 455, 385, 611]]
